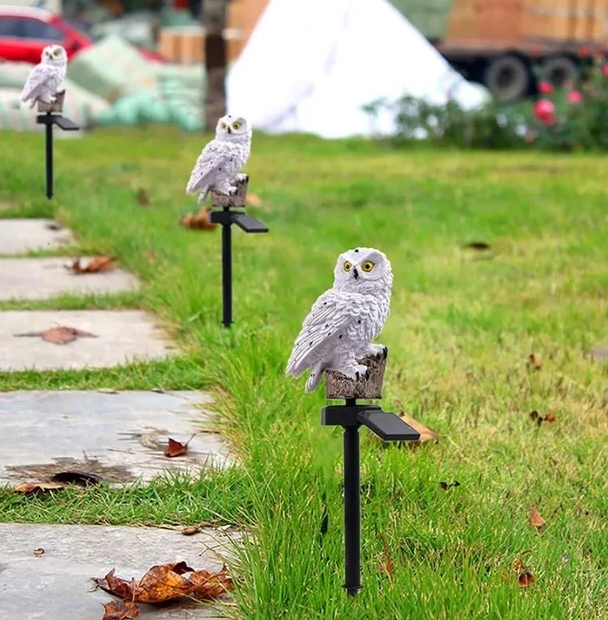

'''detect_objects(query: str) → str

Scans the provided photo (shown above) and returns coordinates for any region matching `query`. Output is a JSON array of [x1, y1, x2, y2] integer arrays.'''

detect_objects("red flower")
[[538, 81, 553, 94], [534, 99, 556, 125], [578, 45, 590, 58], [603, 63, 608, 76], [567, 89, 583, 103]]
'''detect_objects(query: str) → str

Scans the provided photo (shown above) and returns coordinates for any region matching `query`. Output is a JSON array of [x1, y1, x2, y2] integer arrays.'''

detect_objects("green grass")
[[1, 127, 607, 619]]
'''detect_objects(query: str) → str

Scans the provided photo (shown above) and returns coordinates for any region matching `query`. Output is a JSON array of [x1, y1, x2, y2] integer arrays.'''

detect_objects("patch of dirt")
[[7, 457, 134, 484]]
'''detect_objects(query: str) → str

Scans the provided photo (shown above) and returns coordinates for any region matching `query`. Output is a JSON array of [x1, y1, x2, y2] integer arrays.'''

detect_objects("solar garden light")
[[36, 91, 79, 199], [208, 176, 269, 327], [321, 351, 420, 596]]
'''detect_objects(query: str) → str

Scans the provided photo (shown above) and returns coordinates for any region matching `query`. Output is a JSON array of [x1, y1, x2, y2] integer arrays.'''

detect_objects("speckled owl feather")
[[20, 45, 67, 109], [186, 115, 251, 203], [286, 247, 393, 392]]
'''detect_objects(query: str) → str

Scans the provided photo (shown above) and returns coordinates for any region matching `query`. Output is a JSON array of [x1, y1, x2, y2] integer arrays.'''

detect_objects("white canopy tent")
[[227, 0, 489, 139]]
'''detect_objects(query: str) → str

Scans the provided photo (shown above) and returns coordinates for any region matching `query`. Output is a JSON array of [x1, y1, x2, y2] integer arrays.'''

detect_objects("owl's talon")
[[382, 346, 388, 360]]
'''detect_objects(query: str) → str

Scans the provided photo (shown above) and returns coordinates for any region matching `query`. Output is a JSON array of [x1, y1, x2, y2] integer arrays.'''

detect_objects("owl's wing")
[[20, 65, 48, 102], [286, 290, 360, 377], [186, 141, 224, 193]]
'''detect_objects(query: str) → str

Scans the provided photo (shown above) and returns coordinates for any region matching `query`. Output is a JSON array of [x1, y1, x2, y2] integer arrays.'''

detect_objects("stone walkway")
[[0, 219, 234, 618], [0, 257, 139, 300], [0, 523, 235, 619]]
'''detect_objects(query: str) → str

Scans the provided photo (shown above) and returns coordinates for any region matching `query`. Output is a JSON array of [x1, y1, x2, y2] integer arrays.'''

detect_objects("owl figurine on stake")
[[286, 247, 393, 393], [186, 115, 252, 203], [20, 45, 67, 109]]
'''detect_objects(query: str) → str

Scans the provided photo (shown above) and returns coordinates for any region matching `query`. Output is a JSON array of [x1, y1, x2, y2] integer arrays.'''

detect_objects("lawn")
[[0, 128, 607, 620]]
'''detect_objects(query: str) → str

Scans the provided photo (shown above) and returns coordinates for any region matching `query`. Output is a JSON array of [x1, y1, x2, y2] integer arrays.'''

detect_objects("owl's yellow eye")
[[343, 261, 352, 272], [52, 49, 61, 57], [221, 122, 228, 129], [232, 122, 241, 130], [361, 261, 375, 273]]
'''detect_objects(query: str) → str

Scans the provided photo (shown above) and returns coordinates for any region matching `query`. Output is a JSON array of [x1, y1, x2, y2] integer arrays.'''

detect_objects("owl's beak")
[[227, 126, 232, 134], [353, 268, 359, 280]]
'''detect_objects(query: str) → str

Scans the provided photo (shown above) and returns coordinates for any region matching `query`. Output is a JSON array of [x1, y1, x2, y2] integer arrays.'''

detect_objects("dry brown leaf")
[[134, 563, 194, 603], [188, 565, 233, 600], [33, 548, 45, 557], [101, 600, 140, 620], [527, 353, 542, 370], [94, 563, 232, 606], [245, 193, 262, 207], [518, 571, 535, 588], [378, 535, 395, 583], [136, 188, 150, 206], [164, 434, 195, 458], [14, 482, 65, 494], [71, 256, 117, 274], [14, 326, 97, 345], [93, 568, 135, 600], [180, 208, 217, 231], [181, 525, 202, 536], [395, 403, 439, 445], [529, 410, 556, 426], [529, 507, 546, 530]]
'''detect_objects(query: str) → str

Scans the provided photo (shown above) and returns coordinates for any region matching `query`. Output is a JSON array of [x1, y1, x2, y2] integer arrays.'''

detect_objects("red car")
[[0, 6, 165, 64]]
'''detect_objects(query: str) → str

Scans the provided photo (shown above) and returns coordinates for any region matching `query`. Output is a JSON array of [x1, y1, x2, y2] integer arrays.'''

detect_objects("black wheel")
[[484, 54, 530, 102], [540, 55, 579, 88]]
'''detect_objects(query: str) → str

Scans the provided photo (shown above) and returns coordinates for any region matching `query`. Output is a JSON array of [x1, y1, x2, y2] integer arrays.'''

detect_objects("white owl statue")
[[286, 247, 393, 393], [186, 115, 252, 203], [20, 45, 67, 109]]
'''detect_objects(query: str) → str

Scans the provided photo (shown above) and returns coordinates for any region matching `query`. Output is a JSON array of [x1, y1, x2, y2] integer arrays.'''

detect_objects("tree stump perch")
[[326, 353, 388, 400], [211, 176, 248, 208], [37, 91, 65, 114]]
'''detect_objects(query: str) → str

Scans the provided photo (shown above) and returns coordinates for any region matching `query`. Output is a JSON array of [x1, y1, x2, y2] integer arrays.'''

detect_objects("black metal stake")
[[321, 399, 420, 596], [209, 205, 268, 328], [221, 207, 233, 328], [44, 112, 53, 199], [343, 397, 362, 596], [36, 106, 79, 199]]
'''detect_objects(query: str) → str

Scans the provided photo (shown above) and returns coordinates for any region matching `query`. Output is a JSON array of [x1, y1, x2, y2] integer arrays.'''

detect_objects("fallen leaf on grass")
[[245, 193, 262, 207], [102, 600, 139, 620], [70, 256, 117, 274], [378, 534, 395, 583], [395, 402, 439, 445], [14, 326, 97, 345], [529, 507, 546, 530], [164, 434, 195, 458], [513, 555, 535, 588], [14, 482, 65, 494], [94, 562, 232, 605], [136, 188, 150, 206], [180, 208, 217, 230], [527, 353, 542, 370], [439, 481, 461, 490], [529, 410, 557, 426], [33, 548, 45, 557]]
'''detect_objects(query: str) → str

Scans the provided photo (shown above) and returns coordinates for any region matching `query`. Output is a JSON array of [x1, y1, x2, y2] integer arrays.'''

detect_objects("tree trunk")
[[203, 0, 228, 131]]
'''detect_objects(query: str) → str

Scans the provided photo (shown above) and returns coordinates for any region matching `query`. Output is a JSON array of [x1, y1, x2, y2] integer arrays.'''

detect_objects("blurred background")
[[1, 0, 607, 149]]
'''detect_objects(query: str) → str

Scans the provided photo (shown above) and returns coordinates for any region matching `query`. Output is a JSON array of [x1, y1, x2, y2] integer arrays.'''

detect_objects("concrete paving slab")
[[0, 257, 139, 301], [0, 219, 72, 255], [0, 391, 232, 486], [0, 310, 173, 371], [0, 523, 236, 619]]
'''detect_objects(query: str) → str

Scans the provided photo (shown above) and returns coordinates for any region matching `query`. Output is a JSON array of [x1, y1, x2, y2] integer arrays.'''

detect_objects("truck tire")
[[540, 56, 579, 88], [484, 55, 530, 102]]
